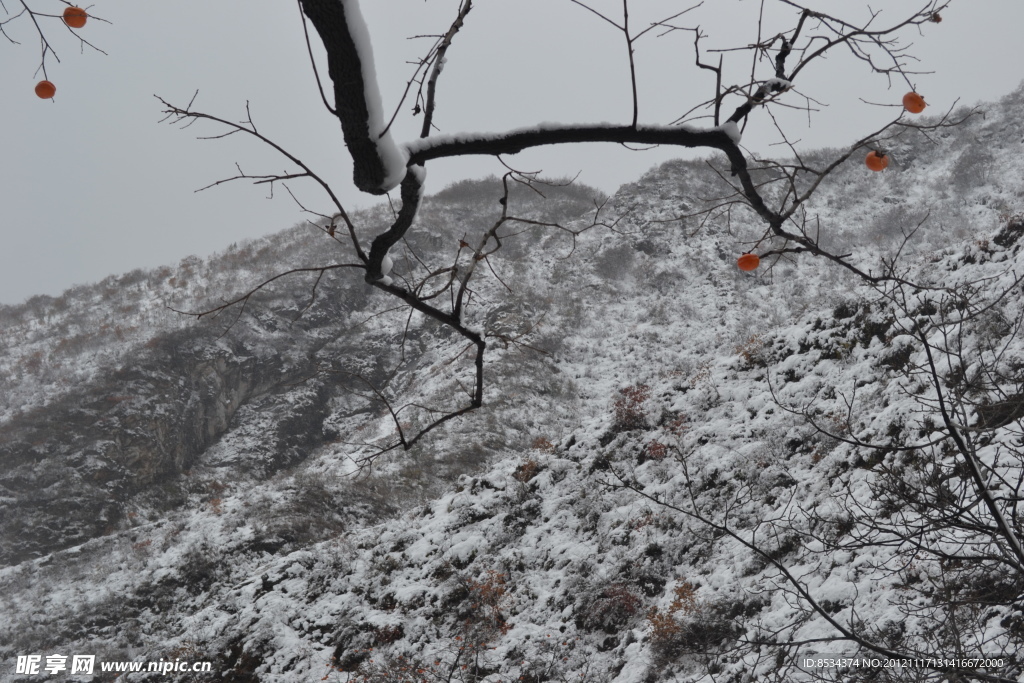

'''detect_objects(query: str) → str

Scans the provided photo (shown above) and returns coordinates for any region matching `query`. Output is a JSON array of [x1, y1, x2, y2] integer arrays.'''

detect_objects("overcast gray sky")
[[2, 0, 1022, 304]]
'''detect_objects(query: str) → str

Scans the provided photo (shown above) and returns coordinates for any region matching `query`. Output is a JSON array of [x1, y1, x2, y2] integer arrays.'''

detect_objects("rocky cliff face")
[[0, 177, 599, 569], [1, 329, 319, 564]]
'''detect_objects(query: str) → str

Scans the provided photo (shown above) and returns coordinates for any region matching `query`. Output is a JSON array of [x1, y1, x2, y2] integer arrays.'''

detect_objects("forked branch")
[[170, 0, 960, 459]]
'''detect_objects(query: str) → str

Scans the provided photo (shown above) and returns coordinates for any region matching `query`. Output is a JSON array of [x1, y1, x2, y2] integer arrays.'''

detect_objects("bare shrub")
[[613, 384, 650, 432], [647, 582, 742, 668], [576, 582, 644, 634]]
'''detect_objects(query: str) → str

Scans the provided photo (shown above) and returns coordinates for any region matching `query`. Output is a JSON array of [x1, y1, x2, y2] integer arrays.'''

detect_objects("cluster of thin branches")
[[1, 0, 107, 81], [601, 254, 1024, 679], [147, 0, 952, 461]]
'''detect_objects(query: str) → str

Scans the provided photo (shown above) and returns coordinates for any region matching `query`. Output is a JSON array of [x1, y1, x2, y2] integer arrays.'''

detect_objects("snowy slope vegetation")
[[4, 83, 1024, 681]]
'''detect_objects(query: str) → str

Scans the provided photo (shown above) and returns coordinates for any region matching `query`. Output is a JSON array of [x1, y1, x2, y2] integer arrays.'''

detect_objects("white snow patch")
[[764, 77, 792, 90], [717, 120, 742, 144]]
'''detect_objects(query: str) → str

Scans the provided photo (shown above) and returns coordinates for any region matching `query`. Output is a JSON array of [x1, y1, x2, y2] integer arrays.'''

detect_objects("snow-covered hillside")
[[3, 84, 1024, 682]]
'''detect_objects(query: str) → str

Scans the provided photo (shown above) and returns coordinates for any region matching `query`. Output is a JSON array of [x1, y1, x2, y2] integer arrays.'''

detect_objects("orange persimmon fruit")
[[903, 92, 926, 114], [63, 6, 87, 28], [865, 150, 890, 172], [35, 80, 56, 99], [737, 253, 760, 271]]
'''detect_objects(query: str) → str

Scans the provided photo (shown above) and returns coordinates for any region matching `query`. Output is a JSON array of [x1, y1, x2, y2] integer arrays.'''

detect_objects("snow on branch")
[[299, 0, 408, 194], [299, 0, 761, 197], [404, 123, 731, 163]]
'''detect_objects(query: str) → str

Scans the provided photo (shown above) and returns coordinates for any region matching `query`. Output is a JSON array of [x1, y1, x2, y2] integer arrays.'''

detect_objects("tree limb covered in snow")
[[297, 0, 950, 290], [299, 0, 408, 195], [166, 0, 957, 457]]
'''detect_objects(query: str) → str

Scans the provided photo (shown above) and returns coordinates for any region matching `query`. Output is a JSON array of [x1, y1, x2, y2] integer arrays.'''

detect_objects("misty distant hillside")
[[3, 84, 1024, 681]]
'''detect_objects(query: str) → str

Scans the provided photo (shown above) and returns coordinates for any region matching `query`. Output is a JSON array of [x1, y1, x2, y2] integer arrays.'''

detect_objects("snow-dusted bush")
[[612, 384, 650, 433], [575, 581, 644, 635]]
